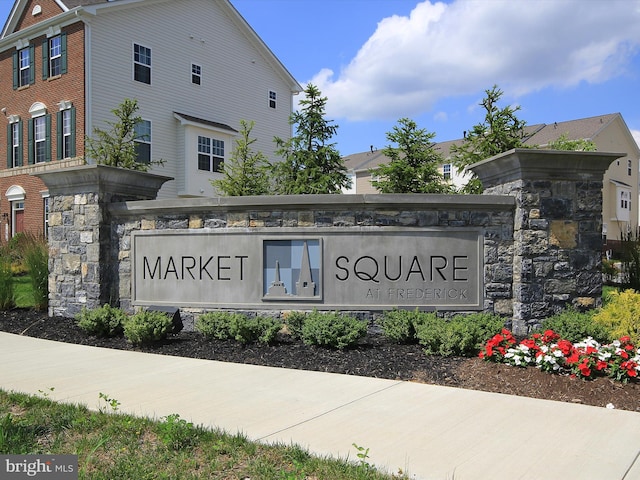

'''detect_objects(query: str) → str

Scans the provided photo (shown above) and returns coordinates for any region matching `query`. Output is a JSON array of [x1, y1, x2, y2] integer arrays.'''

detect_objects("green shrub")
[[379, 308, 436, 344], [301, 311, 367, 349], [123, 310, 174, 345], [196, 312, 281, 345], [76, 304, 127, 337], [283, 311, 307, 340], [0, 251, 15, 310], [196, 311, 240, 340], [415, 313, 504, 357], [230, 315, 281, 345], [539, 307, 611, 343], [21, 234, 49, 312], [592, 289, 640, 344]]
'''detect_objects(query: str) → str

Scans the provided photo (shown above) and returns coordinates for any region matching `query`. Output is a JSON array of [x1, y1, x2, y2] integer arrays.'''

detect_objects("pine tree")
[[450, 85, 527, 193], [211, 120, 271, 196], [273, 84, 350, 194], [370, 118, 450, 193], [85, 98, 159, 171]]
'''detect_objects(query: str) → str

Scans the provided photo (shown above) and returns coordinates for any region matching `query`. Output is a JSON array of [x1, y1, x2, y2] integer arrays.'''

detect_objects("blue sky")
[[231, 0, 640, 155], [2, 0, 639, 156]]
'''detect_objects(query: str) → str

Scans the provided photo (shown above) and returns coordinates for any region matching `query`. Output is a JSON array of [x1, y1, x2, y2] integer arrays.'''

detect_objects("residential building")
[[342, 113, 640, 242], [0, 0, 300, 240]]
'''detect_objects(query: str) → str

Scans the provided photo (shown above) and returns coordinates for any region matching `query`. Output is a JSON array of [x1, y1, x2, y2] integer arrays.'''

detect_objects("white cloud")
[[311, 0, 640, 121]]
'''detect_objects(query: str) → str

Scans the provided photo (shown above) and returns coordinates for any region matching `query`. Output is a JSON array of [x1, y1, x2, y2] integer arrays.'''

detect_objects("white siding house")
[[82, 0, 300, 197]]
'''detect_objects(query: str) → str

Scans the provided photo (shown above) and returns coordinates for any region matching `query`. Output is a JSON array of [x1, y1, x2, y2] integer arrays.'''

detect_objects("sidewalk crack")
[[256, 381, 404, 441]]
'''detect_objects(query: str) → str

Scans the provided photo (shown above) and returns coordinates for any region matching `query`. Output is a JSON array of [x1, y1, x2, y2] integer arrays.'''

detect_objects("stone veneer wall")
[[469, 149, 622, 335], [35, 150, 621, 335], [108, 195, 515, 324]]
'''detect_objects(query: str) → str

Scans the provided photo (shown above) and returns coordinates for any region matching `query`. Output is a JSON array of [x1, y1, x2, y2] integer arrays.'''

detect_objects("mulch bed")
[[1, 309, 638, 413]]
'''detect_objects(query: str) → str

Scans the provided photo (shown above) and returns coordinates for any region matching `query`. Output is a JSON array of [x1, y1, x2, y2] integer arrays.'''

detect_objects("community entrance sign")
[[131, 227, 483, 310]]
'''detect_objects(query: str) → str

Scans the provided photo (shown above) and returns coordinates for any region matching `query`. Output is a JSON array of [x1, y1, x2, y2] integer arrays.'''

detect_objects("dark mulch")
[[1, 309, 638, 413]]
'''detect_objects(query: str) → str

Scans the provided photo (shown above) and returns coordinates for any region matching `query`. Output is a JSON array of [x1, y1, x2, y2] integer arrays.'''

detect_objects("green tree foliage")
[[547, 133, 597, 151], [211, 120, 271, 196], [273, 84, 350, 194], [86, 98, 159, 171], [370, 118, 450, 193], [450, 85, 527, 193]]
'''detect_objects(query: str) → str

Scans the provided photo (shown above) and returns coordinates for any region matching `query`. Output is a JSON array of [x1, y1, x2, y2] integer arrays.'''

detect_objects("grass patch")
[[0, 389, 406, 479], [13, 275, 34, 309]]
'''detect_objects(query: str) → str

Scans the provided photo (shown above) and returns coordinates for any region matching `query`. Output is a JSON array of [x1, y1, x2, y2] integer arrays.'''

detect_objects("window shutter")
[[27, 119, 34, 165], [42, 38, 49, 80], [6, 124, 11, 168], [45, 114, 52, 162], [61, 33, 67, 74], [69, 107, 76, 157], [17, 121, 23, 167], [56, 111, 62, 160], [12, 51, 18, 89], [29, 44, 35, 85]]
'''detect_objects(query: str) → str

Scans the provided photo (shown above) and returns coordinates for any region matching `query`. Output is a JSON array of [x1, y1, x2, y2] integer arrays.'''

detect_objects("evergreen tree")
[[450, 85, 527, 193], [211, 120, 271, 196], [370, 118, 450, 193], [273, 84, 350, 194], [86, 98, 160, 171]]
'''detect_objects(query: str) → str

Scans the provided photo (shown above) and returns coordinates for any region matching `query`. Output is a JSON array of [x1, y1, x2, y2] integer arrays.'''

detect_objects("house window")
[[49, 36, 61, 76], [8, 121, 23, 168], [19, 47, 31, 86], [628, 159, 632, 176], [43, 33, 67, 79], [134, 120, 151, 164], [197, 135, 224, 172], [443, 163, 451, 181], [269, 90, 277, 109], [57, 107, 75, 159], [133, 43, 151, 84], [34, 116, 47, 163], [191, 63, 201, 85]]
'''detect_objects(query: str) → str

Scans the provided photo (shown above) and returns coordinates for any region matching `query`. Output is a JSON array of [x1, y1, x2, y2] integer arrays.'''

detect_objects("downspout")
[[76, 10, 92, 164]]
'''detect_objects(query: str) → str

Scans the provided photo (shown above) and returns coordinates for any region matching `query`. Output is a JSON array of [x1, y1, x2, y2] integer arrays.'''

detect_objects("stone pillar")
[[470, 149, 622, 336], [33, 165, 171, 317]]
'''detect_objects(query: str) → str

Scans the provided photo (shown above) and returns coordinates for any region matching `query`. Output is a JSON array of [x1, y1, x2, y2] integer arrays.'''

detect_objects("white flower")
[[606, 403, 615, 409]]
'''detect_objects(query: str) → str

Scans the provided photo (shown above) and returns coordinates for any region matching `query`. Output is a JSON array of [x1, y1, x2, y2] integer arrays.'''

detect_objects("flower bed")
[[479, 329, 640, 382]]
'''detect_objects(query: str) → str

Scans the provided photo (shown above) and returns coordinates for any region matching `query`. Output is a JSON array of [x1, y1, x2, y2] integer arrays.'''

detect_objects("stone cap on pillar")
[[468, 149, 625, 188], [33, 164, 173, 200]]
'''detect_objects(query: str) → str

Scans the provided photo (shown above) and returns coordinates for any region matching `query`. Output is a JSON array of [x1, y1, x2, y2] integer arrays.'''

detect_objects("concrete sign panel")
[[131, 227, 483, 310]]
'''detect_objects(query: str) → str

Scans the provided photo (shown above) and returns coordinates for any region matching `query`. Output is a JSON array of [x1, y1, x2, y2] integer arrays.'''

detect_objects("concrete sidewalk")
[[1, 332, 639, 480]]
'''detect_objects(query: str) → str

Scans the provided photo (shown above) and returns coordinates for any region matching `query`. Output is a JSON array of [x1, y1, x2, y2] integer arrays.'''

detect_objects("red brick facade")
[[0, 1, 86, 242]]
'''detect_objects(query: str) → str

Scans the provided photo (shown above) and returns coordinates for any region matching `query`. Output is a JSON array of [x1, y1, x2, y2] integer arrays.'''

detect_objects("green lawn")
[[0, 389, 404, 479], [12, 275, 34, 308]]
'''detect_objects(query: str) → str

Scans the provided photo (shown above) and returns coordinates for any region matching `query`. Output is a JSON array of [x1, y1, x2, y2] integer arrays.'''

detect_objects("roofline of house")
[[1, 0, 302, 95], [0, 6, 82, 45]]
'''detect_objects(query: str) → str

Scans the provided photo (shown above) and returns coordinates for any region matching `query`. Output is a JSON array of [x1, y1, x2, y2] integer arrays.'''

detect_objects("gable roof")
[[173, 113, 238, 134], [1, 0, 301, 93], [522, 113, 620, 147], [344, 113, 639, 173]]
